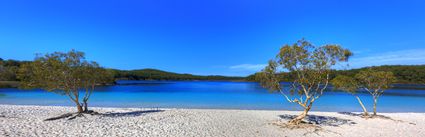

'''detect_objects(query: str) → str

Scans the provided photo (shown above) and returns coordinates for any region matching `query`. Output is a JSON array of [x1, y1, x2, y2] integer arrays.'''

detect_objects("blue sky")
[[1, 0, 425, 76]]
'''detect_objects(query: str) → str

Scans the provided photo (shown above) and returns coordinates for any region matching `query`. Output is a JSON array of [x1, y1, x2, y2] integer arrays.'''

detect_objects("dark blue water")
[[1, 80, 425, 112]]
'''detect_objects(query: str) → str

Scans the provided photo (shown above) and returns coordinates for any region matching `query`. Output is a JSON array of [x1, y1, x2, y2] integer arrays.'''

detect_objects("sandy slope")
[[0, 105, 424, 137]]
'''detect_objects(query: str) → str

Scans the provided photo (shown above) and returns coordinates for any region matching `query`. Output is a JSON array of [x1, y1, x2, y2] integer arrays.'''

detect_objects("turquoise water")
[[1, 80, 425, 112]]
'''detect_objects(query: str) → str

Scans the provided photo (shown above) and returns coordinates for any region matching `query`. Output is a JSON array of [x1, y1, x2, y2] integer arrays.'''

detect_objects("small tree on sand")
[[18, 50, 113, 113], [257, 39, 352, 125], [79, 61, 113, 112], [354, 69, 395, 116], [331, 75, 369, 116]]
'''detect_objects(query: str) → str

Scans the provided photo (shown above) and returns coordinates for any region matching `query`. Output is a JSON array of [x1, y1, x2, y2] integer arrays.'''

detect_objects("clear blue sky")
[[1, 0, 425, 76]]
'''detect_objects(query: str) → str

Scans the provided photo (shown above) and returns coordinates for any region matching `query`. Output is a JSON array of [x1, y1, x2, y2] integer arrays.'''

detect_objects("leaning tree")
[[257, 39, 352, 125], [331, 75, 369, 116], [18, 50, 113, 113], [355, 69, 395, 116]]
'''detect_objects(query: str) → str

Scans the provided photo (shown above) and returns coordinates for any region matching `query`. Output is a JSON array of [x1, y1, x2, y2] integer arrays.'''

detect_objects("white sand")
[[1, 105, 424, 137]]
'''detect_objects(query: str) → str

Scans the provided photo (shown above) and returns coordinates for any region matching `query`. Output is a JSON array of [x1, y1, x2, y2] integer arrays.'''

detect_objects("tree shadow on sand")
[[274, 114, 356, 136], [278, 114, 356, 127], [337, 112, 416, 125], [338, 112, 394, 119], [44, 109, 164, 121], [101, 110, 164, 117]]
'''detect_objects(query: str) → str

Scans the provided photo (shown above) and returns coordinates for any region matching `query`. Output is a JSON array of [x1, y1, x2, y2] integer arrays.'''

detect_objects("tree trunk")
[[355, 96, 369, 116], [373, 97, 378, 116], [83, 100, 88, 112], [76, 102, 84, 113], [73, 94, 83, 113], [289, 104, 312, 125]]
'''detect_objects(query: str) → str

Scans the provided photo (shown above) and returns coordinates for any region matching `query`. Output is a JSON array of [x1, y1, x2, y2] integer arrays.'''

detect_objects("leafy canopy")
[[18, 50, 112, 94], [257, 39, 352, 108], [258, 39, 352, 95], [332, 69, 396, 95]]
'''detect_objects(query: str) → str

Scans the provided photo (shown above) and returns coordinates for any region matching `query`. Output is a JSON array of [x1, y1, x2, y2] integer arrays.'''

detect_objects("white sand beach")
[[1, 105, 424, 137]]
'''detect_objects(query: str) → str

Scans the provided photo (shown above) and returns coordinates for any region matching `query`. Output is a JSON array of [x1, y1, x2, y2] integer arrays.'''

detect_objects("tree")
[[256, 39, 352, 125], [80, 62, 114, 112], [18, 50, 113, 113], [355, 69, 395, 116], [331, 75, 369, 116]]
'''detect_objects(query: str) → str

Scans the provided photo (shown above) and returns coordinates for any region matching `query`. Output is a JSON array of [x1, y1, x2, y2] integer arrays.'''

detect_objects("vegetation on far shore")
[[1, 58, 424, 86], [0, 40, 418, 124], [247, 65, 425, 84], [0, 81, 20, 88], [109, 69, 245, 81]]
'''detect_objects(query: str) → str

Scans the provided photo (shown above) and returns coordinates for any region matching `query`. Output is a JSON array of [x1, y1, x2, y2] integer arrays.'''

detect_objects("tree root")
[[44, 110, 101, 121], [273, 121, 316, 129], [44, 113, 75, 121], [272, 121, 341, 136]]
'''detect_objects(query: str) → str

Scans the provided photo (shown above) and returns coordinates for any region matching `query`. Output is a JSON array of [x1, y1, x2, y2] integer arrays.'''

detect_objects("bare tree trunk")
[[73, 91, 83, 113], [82, 83, 94, 113], [289, 103, 312, 125], [75, 101, 84, 113], [373, 97, 378, 116], [355, 96, 369, 116], [83, 100, 88, 112]]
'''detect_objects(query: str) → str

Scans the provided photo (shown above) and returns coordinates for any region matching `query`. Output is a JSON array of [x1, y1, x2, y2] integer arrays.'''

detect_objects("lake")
[[1, 80, 425, 112]]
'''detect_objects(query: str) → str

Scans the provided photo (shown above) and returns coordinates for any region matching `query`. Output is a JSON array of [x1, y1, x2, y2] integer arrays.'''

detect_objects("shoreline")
[[1, 105, 425, 137], [1, 104, 425, 113]]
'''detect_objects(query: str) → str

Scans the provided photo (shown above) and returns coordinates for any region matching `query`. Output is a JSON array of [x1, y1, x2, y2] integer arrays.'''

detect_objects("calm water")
[[1, 80, 425, 112]]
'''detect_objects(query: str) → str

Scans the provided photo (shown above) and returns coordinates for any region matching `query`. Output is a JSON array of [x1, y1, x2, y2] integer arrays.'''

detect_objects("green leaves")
[[258, 38, 352, 98], [355, 69, 396, 91], [256, 60, 281, 92], [331, 69, 396, 95], [17, 50, 113, 93], [331, 75, 359, 94]]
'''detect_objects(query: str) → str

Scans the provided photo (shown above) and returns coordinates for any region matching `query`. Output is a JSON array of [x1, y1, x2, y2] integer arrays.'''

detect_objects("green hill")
[[2, 59, 424, 83], [247, 65, 425, 84], [110, 68, 245, 81], [335, 65, 425, 84]]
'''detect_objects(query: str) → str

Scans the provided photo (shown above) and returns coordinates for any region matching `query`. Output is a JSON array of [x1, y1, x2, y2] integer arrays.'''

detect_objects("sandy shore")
[[0, 105, 424, 137]]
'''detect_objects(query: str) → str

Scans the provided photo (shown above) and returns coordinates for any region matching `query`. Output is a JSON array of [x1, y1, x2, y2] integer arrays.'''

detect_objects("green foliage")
[[0, 81, 20, 88], [331, 75, 359, 94], [338, 65, 421, 84], [256, 39, 352, 124], [330, 69, 396, 95], [355, 69, 396, 93], [255, 60, 281, 92], [0, 59, 30, 81], [17, 50, 113, 112], [331, 69, 396, 116], [257, 39, 351, 113], [257, 39, 351, 96], [112, 69, 244, 81], [249, 65, 425, 84]]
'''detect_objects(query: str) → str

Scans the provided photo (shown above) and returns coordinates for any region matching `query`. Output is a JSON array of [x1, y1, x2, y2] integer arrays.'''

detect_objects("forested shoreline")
[[1, 58, 424, 88], [248, 65, 425, 84], [0, 59, 245, 88], [109, 69, 245, 81]]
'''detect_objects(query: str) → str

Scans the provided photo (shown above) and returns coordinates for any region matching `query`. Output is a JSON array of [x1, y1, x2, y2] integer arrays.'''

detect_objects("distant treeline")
[[1, 58, 424, 84], [0, 59, 244, 82], [246, 65, 425, 84], [0, 59, 30, 81], [109, 69, 245, 81]]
